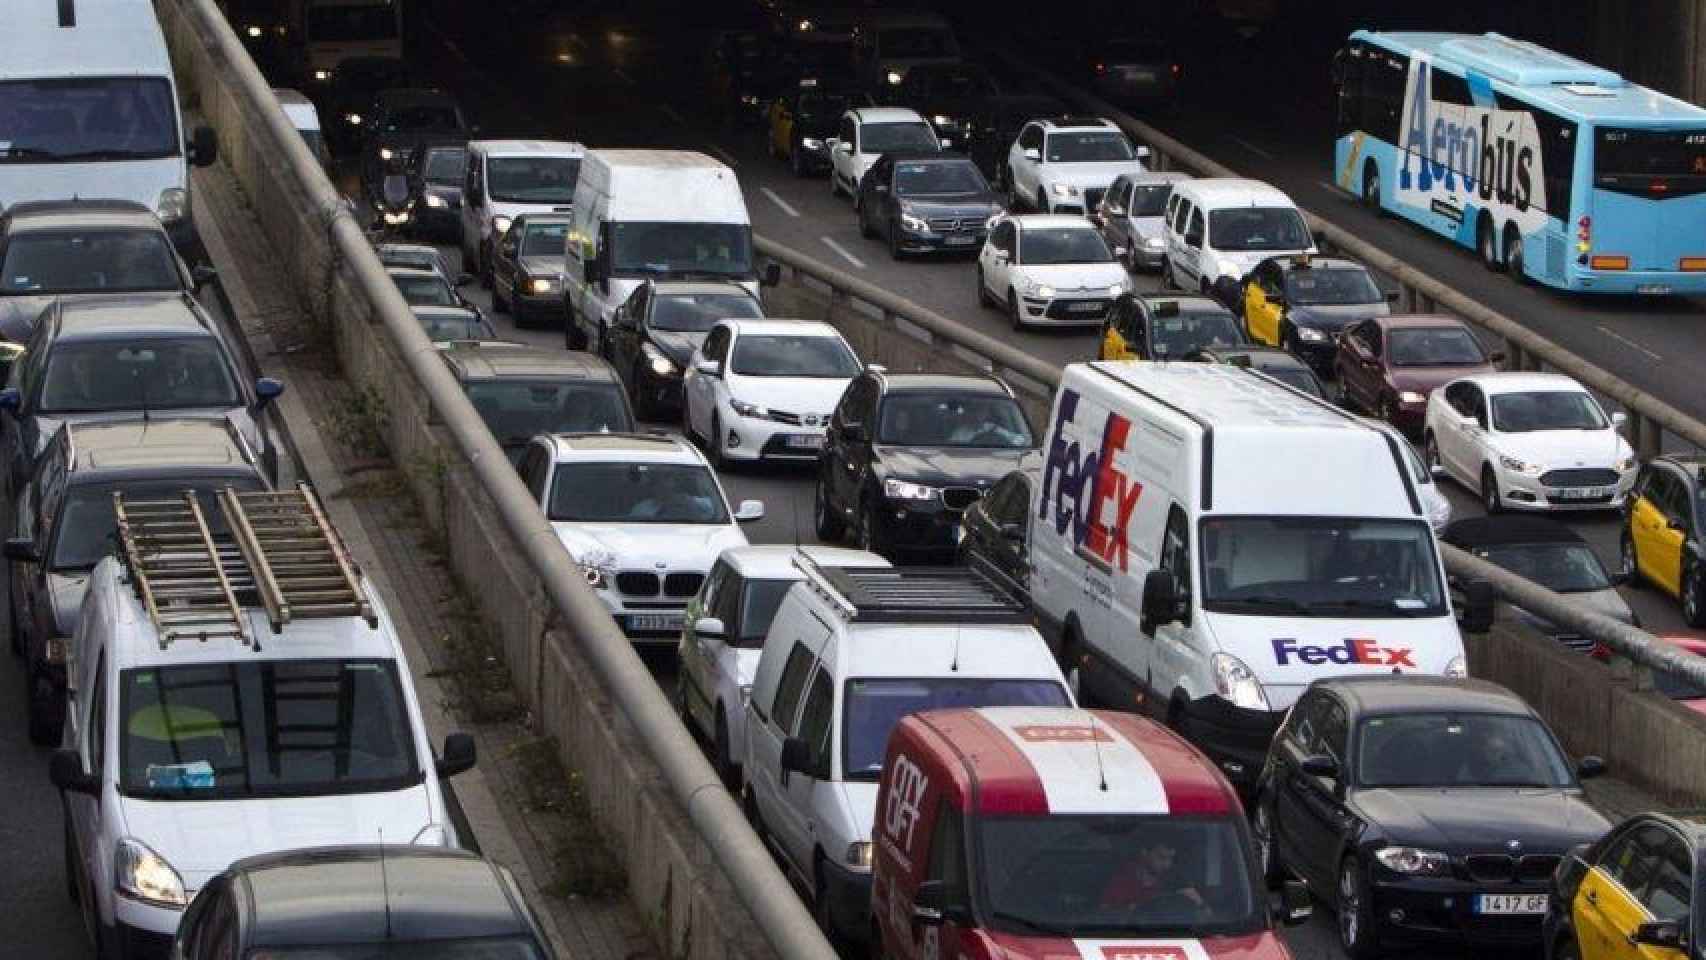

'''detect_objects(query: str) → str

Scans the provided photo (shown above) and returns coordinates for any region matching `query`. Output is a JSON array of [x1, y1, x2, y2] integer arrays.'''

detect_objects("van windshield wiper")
[[1215, 595, 1310, 614], [988, 911, 1074, 936], [1313, 598, 1433, 617], [53, 149, 166, 161]]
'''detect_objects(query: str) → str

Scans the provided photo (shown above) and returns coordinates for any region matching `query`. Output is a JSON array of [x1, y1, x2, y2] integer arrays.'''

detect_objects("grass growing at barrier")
[[513, 736, 629, 899], [325, 383, 389, 459]]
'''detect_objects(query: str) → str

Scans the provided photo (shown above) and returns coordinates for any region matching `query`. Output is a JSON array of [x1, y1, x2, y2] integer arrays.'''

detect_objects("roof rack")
[[790, 552, 1029, 624], [115, 491, 250, 650], [220, 484, 377, 633]]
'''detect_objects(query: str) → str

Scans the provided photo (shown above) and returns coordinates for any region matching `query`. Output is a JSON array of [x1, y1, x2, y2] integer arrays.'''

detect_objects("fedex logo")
[[883, 753, 930, 854], [1041, 389, 1144, 571], [1273, 637, 1415, 668], [1014, 724, 1114, 743], [1101, 948, 1188, 960]]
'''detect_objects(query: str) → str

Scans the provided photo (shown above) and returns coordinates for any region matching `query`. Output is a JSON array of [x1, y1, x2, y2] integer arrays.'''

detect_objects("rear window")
[[1595, 128, 1706, 197]]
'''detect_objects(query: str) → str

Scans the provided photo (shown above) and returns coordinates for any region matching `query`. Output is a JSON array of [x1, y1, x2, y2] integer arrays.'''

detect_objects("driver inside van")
[[1099, 839, 1207, 911]]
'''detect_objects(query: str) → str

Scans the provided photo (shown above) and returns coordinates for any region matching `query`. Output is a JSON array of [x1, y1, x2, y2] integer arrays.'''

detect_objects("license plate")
[[785, 434, 826, 450], [1638, 284, 1673, 295], [944, 234, 977, 245], [1553, 486, 1612, 500], [1474, 893, 1547, 915], [1068, 301, 1103, 313], [627, 613, 684, 633], [1129, 69, 1157, 81]]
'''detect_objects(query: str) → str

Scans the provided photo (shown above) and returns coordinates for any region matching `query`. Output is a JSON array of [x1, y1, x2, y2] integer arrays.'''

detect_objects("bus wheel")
[[1504, 224, 1527, 283], [1361, 162, 1381, 211], [1477, 216, 1503, 272]]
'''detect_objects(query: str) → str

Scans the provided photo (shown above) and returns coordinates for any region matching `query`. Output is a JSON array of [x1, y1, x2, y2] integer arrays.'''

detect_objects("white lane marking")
[[1319, 180, 1351, 196], [1597, 324, 1664, 362], [1229, 136, 1276, 160], [708, 143, 740, 167], [760, 188, 799, 218], [820, 237, 866, 269], [658, 104, 686, 126]]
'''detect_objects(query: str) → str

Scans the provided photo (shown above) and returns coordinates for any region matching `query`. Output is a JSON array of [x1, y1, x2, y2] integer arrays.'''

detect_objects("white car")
[[1424, 372, 1637, 514], [977, 214, 1131, 331], [827, 107, 941, 203], [683, 319, 862, 465], [1005, 116, 1149, 215], [514, 431, 764, 644], [676, 545, 888, 786]]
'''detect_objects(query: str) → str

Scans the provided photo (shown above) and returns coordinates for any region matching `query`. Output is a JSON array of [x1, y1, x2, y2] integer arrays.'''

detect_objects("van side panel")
[[873, 716, 967, 960]]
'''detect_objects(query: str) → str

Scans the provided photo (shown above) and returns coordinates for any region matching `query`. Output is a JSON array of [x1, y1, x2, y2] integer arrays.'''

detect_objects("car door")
[[980, 221, 1016, 304], [686, 325, 729, 439], [1625, 829, 1693, 960], [66, 646, 107, 921], [1009, 123, 1044, 201], [608, 285, 647, 376], [1639, 468, 1688, 597], [824, 376, 872, 521], [1164, 196, 1193, 286], [681, 560, 731, 735], [517, 442, 551, 509], [1339, 321, 1378, 408], [1122, 299, 1151, 360], [862, 156, 893, 235], [832, 114, 858, 190], [752, 636, 820, 867], [1290, 694, 1351, 888], [1179, 206, 1207, 288], [786, 664, 837, 876], [1142, 505, 1195, 710], [1270, 691, 1324, 882], [460, 150, 484, 261], [964, 472, 1031, 602], [1098, 298, 1132, 360], [1575, 824, 1674, 960], [493, 222, 521, 298], [1245, 263, 1283, 345], [1437, 382, 1480, 482]]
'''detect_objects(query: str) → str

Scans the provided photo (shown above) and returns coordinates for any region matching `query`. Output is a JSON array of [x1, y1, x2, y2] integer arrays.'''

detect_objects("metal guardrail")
[[163, 2, 836, 957]]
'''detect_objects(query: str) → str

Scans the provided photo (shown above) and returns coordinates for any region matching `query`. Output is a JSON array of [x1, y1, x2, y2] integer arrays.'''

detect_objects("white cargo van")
[[0, 0, 218, 259], [459, 140, 583, 289], [1162, 178, 1313, 299], [564, 150, 772, 351], [1031, 361, 1467, 794]]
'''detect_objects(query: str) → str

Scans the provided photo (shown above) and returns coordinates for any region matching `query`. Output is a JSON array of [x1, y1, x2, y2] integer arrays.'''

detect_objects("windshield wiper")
[[52, 149, 163, 161], [0, 146, 58, 159], [989, 911, 1075, 936], [1216, 595, 1310, 614], [1313, 598, 1434, 617]]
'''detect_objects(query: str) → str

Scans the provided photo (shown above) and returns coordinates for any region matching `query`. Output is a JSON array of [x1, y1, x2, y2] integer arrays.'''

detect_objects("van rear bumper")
[[820, 859, 873, 943], [1174, 695, 1282, 795]]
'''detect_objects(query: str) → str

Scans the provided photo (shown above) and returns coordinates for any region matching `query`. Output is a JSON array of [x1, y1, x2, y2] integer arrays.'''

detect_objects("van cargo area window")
[[842, 678, 1069, 779], [0, 77, 179, 162], [609, 222, 754, 279], [1198, 516, 1445, 617]]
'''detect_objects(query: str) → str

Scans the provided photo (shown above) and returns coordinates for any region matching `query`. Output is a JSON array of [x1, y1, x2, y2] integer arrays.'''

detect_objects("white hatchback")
[[682, 319, 862, 465], [977, 214, 1131, 331], [1424, 372, 1636, 513]]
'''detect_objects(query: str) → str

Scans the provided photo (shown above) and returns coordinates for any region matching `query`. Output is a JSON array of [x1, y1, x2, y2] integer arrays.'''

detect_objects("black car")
[[1239, 254, 1394, 377], [357, 89, 469, 205], [894, 61, 1002, 150], [856, 152, 1003, 259], [1543, 811, 1703, 960], [409, 143, 468, 241], [1252, 675, 1610, 959], [441, 341, 635, 465], [964, 94, 1067, 189], [491, 214, 571, 329], [956, 459, 1038, 603], [602, 279, 763, 418], [815, 370, 1037, 561], [1443, 515, 1636, 650], [768, 80, 871, 177], [173, 845, 551, 960], [1186, 344, 1327, 400]]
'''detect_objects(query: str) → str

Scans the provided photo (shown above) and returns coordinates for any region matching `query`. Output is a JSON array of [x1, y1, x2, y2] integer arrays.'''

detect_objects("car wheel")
[[1505, 223, 1527, 283], [790, 143, 807, 178], [1685, 559, 1706, 628], [630, 362, 656, 422], [1005, 171, 1021, 210], [1036, 189, 1049, 214], [1338, 858, 1379, 960], [976, 267, 994, 308], [1477, 215, 1502, 272], [1361, 160, 1381, 211], [1009, 289, 1026, 332], [1251, 798, 1285, 888], [888, 222, 904, 260], [1160, 258, 1178, 290], [27, 663, 62, 746], [1481, 465, 1503, 514], [1621, 530, 1644, 588], [857, 500, 885, 559], [814, 471, 847, 541], [1554, 936, 1582, 960], [1424, 432, 1443, 478], [1377, 394, 1396, 424], [714, 710, 740, 790]]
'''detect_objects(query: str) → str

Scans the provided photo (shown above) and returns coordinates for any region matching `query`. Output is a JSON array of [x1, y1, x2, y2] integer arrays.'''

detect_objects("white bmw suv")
[[682, 318, 862, 465], [514, 432, 764, 643], [1005, 116, 1149, 215]]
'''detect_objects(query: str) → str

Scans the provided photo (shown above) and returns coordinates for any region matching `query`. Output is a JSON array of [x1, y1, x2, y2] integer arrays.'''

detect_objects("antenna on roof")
[[378, 828, 394, 940], [1087, 714, 1109, 793], [949, 627, 961, 672]]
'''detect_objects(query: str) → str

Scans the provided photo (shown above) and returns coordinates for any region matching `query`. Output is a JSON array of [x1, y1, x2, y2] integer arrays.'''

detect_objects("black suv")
[[7, 417, 268, 743], [856, 152, 1003, 260], [440, 341, 635, 466], [815, 370, 1037, 561], [602, 279, 763, 418]]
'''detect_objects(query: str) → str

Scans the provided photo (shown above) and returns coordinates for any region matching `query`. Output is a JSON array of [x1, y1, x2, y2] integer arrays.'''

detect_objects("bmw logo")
[[1507, 840, 1523, 853]]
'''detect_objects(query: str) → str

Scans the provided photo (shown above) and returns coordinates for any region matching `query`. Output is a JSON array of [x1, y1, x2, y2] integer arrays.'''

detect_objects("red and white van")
[[871, 706, 1309, 959]]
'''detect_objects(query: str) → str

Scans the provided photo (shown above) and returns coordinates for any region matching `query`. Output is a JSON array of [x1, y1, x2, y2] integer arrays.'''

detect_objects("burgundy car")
[[1335, 314, 1502, 433]]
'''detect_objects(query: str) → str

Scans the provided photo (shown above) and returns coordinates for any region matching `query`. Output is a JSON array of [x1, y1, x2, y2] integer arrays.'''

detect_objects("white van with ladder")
[[49, 484, 476, 958]]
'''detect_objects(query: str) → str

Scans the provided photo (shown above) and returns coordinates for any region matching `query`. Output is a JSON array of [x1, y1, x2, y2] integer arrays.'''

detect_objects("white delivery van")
[[564, 149, 772, 351], [273, 88, 329, 169], [460, 140, 583, 289], [1162, 178, 1314, 300], [1031, 361, 1467, 794], [0, 0, 218, 259]]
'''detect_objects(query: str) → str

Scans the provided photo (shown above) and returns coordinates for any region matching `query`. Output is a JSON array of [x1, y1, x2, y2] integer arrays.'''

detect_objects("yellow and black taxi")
[[766, 79, 871, 176], [1622, 456, 1706, 626], [1097, 292, 1247, 362], [1240, 254, 1393, 376], [1543, 811, 1701, 960]]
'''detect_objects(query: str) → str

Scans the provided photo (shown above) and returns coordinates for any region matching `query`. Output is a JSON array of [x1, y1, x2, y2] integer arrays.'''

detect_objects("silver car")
[[1096, 171, 1191, 271]]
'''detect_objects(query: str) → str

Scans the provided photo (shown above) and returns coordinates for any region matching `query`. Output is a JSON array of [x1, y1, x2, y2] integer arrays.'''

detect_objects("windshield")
[[1020, 228, 1112, 265], [843, 678, 1068, 778], [861, 122, 941, 155], [50, 478, 264, 571], [2, 230, 179, 294], [40, 338, 241, 414], [1357, 712, 1574, 788], [119, 659, 420, 800], [423, 147, 467, 184], [729, 334, 859, 377], [1389, 327, 1486, 367], [1208, 207, 1310, 252], [1150, 310, 1243, 359], [391, 273, 456, 306], [876, 392, 1032, 448], [1128, 183, 1172, 216], [1263, 365, 1325, 399], [652, 292, 762, 332], [894, 160, 988, 196], [521, 223, 568, 258], [1284, 268, 1382, 305], [1045, 132, 1134, 163], [247, 941, 543, 960], [414, 311, 493, 343], [979, 815, 1263, 938], [463, 380, 633, 455], [735, 579, 794, 648], [379, 104, 459, 134], [797, 92, 856, 119], [1200, 516, 1446, 617], [486, 157, 579, 204], [299, 130, 326, 163], [306, 5, 399, 41], [878, 28, 957, 58], [549, 462, 728, 524], [1469, 541, 1613, 593], [378, 250, 438, 274], [0, 77, 179, 162], [1491, 391, 1608, 432], [610, 222, 753, 278]]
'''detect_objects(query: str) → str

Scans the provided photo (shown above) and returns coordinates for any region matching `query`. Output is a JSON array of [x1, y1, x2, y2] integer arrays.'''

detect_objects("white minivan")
[[460, 140, 584, 288], [0, 0, 218, 258], [1162, 178, 1314, 300], [1030, 361, 1472, 795]]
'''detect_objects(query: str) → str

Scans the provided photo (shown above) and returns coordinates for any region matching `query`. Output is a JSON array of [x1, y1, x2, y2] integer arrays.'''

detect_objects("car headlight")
[[115, 838, 187, 908], [424, 193, 447, 208], [412, 824, 454, 847], [1028, 282, 1056, 299], [1374, 846, 1452, 876], [801, 137, 823, 150], [900, 212, 929, 232], [642, 342, 678, 376], [382, 211, 411, 225], [730, 397, 769, 419], [1143, 235, 1165, 249], [246, 24, 263, 38], [492, 215, 513, 236], [1498, 454, 1543, 477], [1399, 391, 1427, 406], [1050, 182, 1079, 197], [1295, 326, 1328, 342], [314, 69, 333, 82], [1444, 655, 1467, 678], [1210, 652, 1269, 711], [528, 276, 560, 295], [379, 146, 395, 161], [1106, 283, 1124, 296], [156, 187, 187, 224], [886, 69, 903, 85], [845, 841, 873, 871], [931, 114, 951, 127], [883, 477, 939, 501], [345, 112, 362, 125]]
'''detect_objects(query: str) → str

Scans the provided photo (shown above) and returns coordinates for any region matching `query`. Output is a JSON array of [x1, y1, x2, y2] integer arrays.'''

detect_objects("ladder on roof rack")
[[219, 484, 377, 633], [115, 491, 249, 650]]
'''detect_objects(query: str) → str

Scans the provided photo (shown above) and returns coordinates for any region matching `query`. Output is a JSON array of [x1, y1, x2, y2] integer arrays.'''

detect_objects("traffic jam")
[[11, 0, 1706, 957]]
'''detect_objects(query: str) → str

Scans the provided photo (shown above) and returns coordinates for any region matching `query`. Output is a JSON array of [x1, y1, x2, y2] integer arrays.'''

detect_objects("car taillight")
[[1172, 63, 1182, 78], [1576, 215, 1591, 253]]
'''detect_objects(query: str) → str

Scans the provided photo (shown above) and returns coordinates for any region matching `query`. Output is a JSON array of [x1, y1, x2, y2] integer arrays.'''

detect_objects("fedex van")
[[1031, 362, 1467, 793], [871, 706, 1310, 958]]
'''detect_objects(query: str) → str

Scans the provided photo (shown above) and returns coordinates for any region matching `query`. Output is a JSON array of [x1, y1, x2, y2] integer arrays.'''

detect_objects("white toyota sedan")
[[682, 318, 862, 465]]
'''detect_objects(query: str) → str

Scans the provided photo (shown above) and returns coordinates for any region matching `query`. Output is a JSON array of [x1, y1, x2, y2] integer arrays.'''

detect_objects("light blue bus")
[[1332, 31, 1706, 294]]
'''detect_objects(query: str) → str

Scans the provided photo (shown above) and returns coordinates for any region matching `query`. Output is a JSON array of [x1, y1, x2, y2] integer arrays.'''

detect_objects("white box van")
[[1162, 178, 1313, 300], [460, 140, 583, 289], [273, 88, 329, 169], [1031, 361, 1466, 794], [564, 149, 769, 350], [0, 0, 218, 258]]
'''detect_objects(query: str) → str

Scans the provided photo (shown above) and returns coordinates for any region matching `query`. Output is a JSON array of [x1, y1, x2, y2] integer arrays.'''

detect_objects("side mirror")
[[1670, 517, 1688, 532], [842, 423, 865, 443], [1022, 147, 1040, 162], [1612, 411, 1628, 428], [1634, 920, 1686, 950], [253, 377, 285, 410], [1385, 290, 1400, 303], [1577, 755, 1607, 780], [735, 499, 765, 522], [939, 138, 952, 150], [49, 748, 98, 795], [3, 537, 38, 562], [1113, 245, 1128, 258], [191, 263, 218, 289], [438, 732, 477, 777], [1488, 349, 1508, 365], [455, 272, 474, 287], [189, 125, 219, 167], [583, 258, 606, 285], [780, 736, 814, 776], [999, 521, 1024, 541], [1135, 145, 1152, 160], [1607, 570, 1631, 586], [693, 359, 721, 377], [0, 387, 20, 414], [1299, 753, 1338, 779], [1140, 569, 1182, 633], [1275, 879, 1312, 926], [762, 262, 782, 287], [1459, 578, 1496, 633], [912, 879, 947, 928], [693, 616, 725, 638]]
